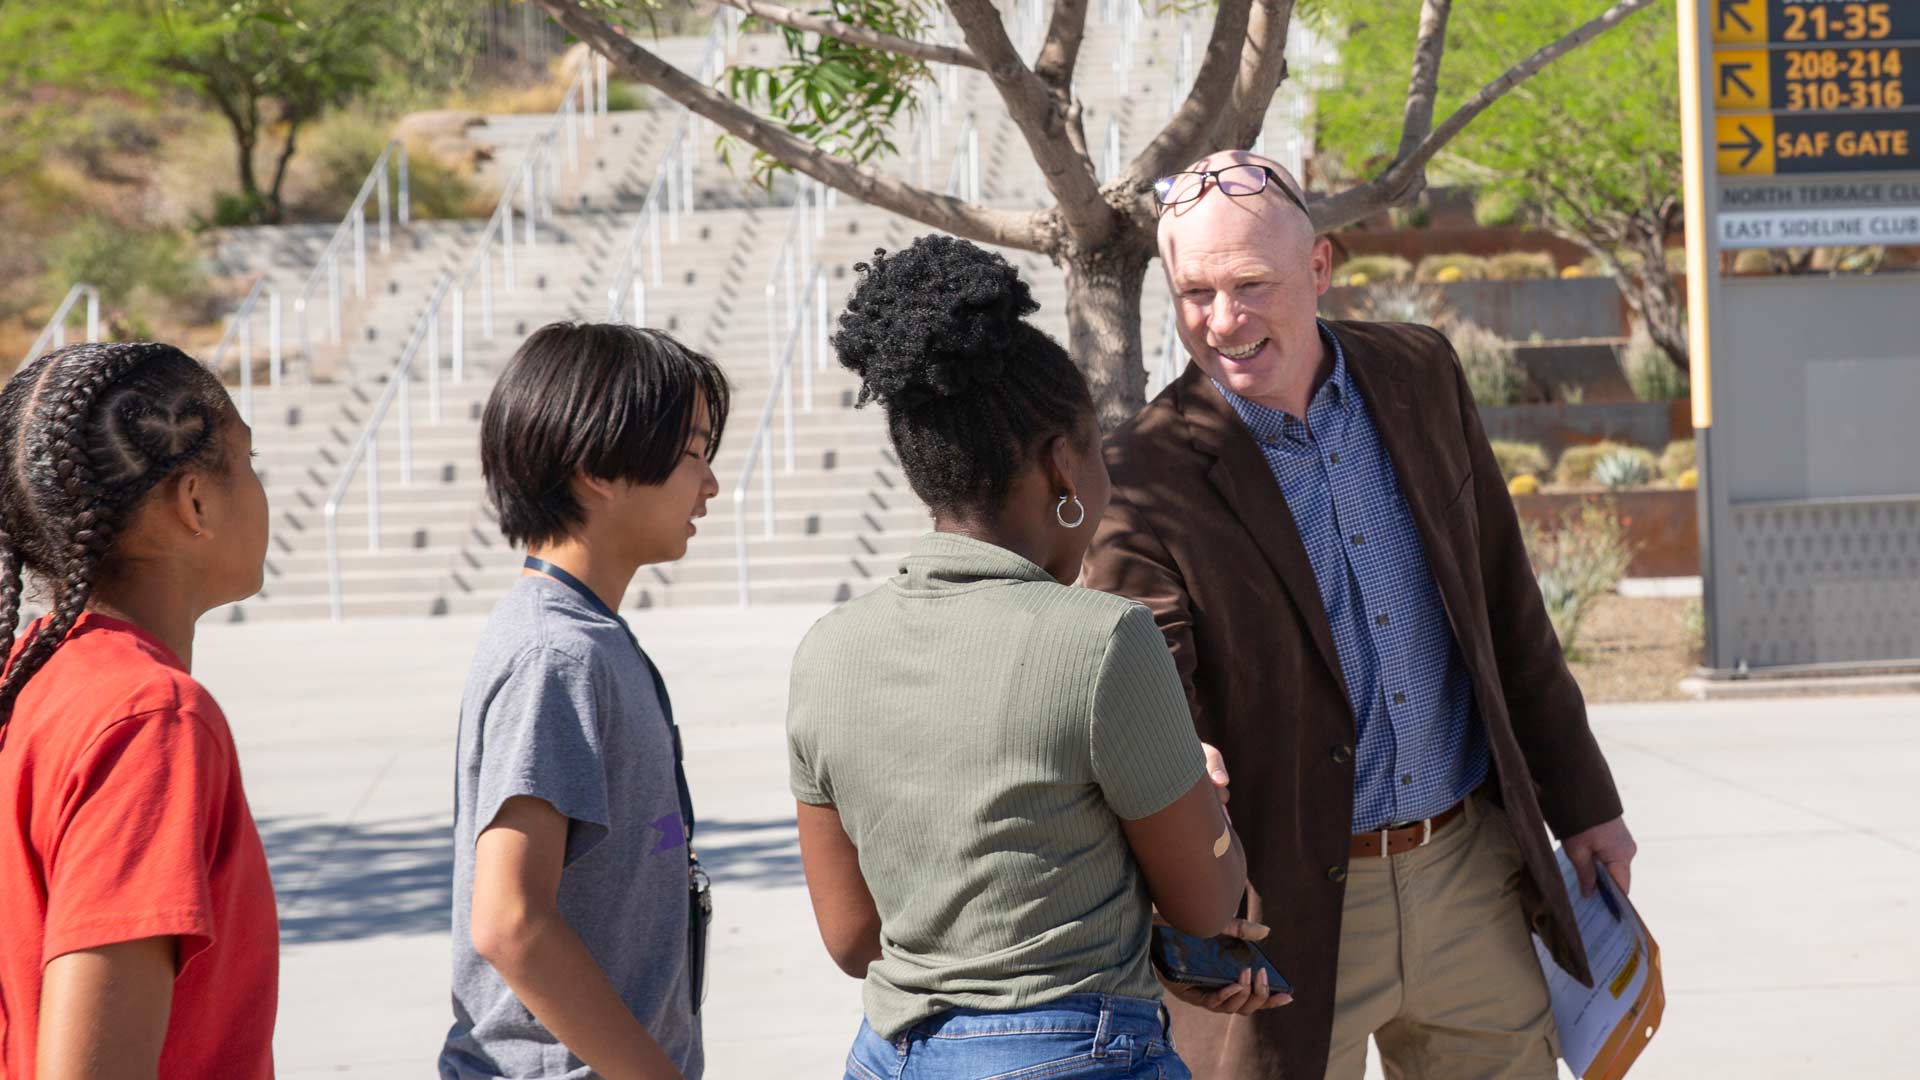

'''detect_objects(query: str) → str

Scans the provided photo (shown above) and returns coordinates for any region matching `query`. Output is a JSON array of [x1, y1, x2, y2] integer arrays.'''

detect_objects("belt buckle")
[[1419, 817, 1433, 847]]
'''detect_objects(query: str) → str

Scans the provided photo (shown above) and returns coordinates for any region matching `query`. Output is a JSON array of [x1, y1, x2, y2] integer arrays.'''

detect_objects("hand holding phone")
[[1150, 919, 1293, 1016]]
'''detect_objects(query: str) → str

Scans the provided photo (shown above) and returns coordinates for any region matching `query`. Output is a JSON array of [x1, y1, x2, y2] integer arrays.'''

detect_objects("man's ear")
[[1310, 236, 1335, 297]]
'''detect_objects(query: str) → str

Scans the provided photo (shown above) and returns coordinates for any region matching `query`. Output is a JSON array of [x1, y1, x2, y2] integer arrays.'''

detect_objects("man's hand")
[[1563, 816, 1637, 898], [1201, 742, 1230, 808], [1156, 918, 1292, 1015]]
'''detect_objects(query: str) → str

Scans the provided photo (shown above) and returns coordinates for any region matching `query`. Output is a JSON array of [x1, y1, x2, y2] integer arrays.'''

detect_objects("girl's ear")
[[164, 469, 211, 538], [1042, 434, 1077, 498]]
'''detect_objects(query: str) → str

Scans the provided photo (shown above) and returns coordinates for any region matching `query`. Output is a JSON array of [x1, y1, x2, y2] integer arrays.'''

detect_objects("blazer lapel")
[[1175, 365, 1354, 708]]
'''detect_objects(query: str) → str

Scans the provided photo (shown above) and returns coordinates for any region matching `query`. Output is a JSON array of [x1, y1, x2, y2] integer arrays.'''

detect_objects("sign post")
[[1679, 0, 1920, 674]]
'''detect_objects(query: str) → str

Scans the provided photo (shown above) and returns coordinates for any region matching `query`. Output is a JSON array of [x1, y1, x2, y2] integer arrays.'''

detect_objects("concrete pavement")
[[190, 607, 1920, 1078]]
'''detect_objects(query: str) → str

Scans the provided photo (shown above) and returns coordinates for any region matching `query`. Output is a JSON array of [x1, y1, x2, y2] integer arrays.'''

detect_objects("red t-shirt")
[[0, 613, 277, 1079]]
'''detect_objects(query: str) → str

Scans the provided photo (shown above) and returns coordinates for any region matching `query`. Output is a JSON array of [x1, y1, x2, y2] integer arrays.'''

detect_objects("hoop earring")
[[1055, 495, 1086, 530]]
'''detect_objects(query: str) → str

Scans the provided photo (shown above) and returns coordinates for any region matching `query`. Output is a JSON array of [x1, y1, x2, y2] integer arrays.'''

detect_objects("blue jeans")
[[845, 994, 1191, 1080]]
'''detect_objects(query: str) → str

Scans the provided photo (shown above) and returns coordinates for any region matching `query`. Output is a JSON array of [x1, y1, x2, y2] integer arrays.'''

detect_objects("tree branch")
[[947, 0, 1109, 244], [1121, 0, 1255, 190], [715, 0, 982, 70], [1213, 0, 1296, 154], [1311, 0, 1660, 233], [534, 0, 1047, 251], [1033, 0, 1090, 95], [1396, 0, 1453, 162]]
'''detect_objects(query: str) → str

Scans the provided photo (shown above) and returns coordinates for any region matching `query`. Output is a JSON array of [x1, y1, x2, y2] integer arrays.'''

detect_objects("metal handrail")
[[207, 276, 281, 424], [23, 284, 101, 363], [944, 116, 980, 201], [1102, 116, 1121, 181], [733, 263, 827, 606], [294, 140, 408, 369], [604, 15, 731, 324], [1153, 300, 1181, 397], [318, 54, 616, 619], [762, 175, 830, 401], [321, 273, 455, 621]]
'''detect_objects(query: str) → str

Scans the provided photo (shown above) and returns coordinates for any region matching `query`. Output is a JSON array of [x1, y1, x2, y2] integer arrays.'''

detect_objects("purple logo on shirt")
[[650, 812, 686, 854]]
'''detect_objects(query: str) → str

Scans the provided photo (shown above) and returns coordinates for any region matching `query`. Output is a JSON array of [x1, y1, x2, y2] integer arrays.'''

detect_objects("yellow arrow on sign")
[[1714, 50, 1770, 110], [1710, 0, 1766, 45], [1716, 114, 1776, 175]]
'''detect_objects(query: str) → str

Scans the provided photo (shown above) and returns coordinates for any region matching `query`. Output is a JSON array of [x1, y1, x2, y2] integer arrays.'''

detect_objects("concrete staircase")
[[196, 10, 1308, 621]]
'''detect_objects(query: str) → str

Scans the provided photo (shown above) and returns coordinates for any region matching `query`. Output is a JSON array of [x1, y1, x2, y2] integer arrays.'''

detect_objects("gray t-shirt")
[[441, 575, 702, 1079]]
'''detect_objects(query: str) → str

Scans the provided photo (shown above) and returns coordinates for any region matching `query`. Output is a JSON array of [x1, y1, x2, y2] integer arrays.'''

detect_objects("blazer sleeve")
[[1449, 351, 1625, 839], [1084, 478, 1208, 736]]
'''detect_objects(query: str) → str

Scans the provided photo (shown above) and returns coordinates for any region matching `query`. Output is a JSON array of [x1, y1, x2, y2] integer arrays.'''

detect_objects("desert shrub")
[[1593, 447, 1653, 489], [1491, 440, 1550, 482], [1473, 188, 1524, 227], [1623, 329, 1688, 402], [1356, 280, 1447, 324], [1555, 441, 1655, 487], [1658, 438, 1696, 479], [1451, 319, 1525, 406], [1415, 253, 1489, 282], [1508, 474, 1541, 496], [605, 81, 648, 111], [1487, 252, 1557, 280], [1523, 501, 1635, 658], [45, 218, 214, 319], [298, 112, 482, 221], [1675, 467, 1698, 490], [1337, 254, 1413, 286]]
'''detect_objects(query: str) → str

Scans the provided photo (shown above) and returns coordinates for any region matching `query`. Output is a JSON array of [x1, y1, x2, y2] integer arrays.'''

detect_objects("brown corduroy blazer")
[[1083, 320, 1623, 1079]]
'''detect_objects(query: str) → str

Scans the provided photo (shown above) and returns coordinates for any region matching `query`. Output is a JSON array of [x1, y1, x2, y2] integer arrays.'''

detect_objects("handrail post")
[[452, 286, 465, 384], [84, 287, 99, 343], [427, 301, 441, 424], [366, 437, 381, 552], [397, 144, 410, 225], [328, 257, 342, 344], [482, 256, 495, 338], [503, 202, 517, 290], [398, 373, 412, 486], [268, 288, 282, 389], [522, 160, 537, 249], [325, 507, 343, 621], [377, 166, 391, 255], [238, 305, 253, 425], [352, 212, 367, 298], [734, 491, 750, 607]]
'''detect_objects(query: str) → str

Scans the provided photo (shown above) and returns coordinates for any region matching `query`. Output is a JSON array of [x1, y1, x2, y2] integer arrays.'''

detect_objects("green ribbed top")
[[786, 532, 1206, 1039]]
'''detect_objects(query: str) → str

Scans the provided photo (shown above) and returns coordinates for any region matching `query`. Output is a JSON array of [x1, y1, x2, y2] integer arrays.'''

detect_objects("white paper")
[[1532, 847, 1652, 1078]]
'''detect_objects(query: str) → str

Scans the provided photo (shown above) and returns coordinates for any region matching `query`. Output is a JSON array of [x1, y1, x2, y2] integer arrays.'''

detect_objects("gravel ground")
[[1565, 595, 1701, 702]]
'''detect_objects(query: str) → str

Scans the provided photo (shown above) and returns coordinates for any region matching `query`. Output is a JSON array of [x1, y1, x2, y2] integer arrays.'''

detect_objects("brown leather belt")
[[1349, 800, 1467, 859]]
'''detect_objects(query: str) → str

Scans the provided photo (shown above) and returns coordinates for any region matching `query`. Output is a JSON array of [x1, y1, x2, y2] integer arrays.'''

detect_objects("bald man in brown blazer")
[[1083, 150, 1637, 1080]]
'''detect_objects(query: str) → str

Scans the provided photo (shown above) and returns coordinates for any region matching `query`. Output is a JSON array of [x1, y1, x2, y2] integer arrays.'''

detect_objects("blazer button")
[[1327, 865, 1347, 883], [1331, 744, 1353, 765]]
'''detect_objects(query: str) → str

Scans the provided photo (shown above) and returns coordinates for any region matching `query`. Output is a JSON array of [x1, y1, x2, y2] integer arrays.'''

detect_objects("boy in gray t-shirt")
[[440, 323, 730, 1080]]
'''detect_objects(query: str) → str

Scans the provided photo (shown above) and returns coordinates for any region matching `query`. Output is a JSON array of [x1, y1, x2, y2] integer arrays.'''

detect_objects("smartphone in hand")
[[1150, 925, 1292, 994]]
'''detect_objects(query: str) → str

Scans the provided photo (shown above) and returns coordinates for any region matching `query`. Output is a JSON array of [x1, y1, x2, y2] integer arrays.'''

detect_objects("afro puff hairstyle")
[[833, 235, 1093, 519]]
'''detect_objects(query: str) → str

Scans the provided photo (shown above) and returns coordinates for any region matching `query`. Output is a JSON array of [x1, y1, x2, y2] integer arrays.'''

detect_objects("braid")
[[0, 342, 231, 732]]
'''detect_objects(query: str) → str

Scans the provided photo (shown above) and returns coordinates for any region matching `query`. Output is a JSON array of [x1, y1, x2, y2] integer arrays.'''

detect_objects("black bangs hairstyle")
[[0, 341, 235, 731], [833, 235, 1094, 519], [480, 322, 731, 549]]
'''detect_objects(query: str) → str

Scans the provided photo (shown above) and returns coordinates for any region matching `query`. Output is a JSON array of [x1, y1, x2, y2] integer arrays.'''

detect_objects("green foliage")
[[1487, 252, 1557, 280], [1623, 328, 1688, 401], [1522, 501, 1635, 658], [1474, 188, 1524, 227], [1491, 441, 1551, 483], [297, 111, 479, 221], [1592, 447, 1653, 489], [1658, 438, 1695, 480], [46, 219, 214, 320], [1336, 254, 1413, 285], [1555, 440, 1654, 487], [605, 81, 649, 112], [1314, 1, 1678, 288], [1415, 253, 1489, 281], [1451, 319, 1525, 407], [720, 0, 933, 186]]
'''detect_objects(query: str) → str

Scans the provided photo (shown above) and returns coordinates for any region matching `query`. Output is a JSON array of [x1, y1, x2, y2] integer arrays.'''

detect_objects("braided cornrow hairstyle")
[[833, 236, 1095, 518], [0, 342, 231, 733]]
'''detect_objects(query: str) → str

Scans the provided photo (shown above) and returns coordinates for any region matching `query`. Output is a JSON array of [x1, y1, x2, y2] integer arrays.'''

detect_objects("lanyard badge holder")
[[524, 558, 711, 1014]]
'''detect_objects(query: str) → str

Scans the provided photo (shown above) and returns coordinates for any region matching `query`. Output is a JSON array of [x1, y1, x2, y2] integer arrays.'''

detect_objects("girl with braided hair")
[[785, 236, 1271, 1079], [0, 342, 277, 1079]]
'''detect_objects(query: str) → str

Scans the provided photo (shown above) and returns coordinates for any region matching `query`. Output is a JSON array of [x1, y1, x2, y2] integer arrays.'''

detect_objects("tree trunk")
[[265, 121, 303, 226], [1619, 216, 1689, 372], [1063, 240, 1156, 432]]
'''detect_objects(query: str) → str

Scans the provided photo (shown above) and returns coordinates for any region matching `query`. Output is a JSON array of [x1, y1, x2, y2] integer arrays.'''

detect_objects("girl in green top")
[[787, 236, 1277, 1080]]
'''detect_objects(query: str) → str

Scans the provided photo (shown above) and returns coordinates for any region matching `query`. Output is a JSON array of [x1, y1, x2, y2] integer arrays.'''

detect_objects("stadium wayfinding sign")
[[1703, 0, 1920, 243], [1676, 0, 1920, 674]]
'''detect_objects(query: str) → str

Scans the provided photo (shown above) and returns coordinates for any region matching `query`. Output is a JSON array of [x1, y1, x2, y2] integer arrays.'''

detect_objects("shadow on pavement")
[[259, 814, 454, 945], [697, 816, 804, 890]]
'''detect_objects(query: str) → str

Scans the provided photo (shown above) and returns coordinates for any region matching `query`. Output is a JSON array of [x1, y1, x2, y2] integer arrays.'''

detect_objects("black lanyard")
[[523, 557, 695, 847]]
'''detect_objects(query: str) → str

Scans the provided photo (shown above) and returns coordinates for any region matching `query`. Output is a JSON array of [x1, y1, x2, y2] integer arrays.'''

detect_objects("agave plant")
[[1592, 448, 1653, 490]]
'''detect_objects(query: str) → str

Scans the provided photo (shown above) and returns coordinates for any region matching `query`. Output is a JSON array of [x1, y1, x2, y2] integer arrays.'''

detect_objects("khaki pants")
[[1325, 794, 1559, 1080]]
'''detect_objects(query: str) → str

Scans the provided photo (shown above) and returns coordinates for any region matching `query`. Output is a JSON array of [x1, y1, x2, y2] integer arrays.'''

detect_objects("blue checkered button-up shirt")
[[1218, 322, 1489, 832]]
